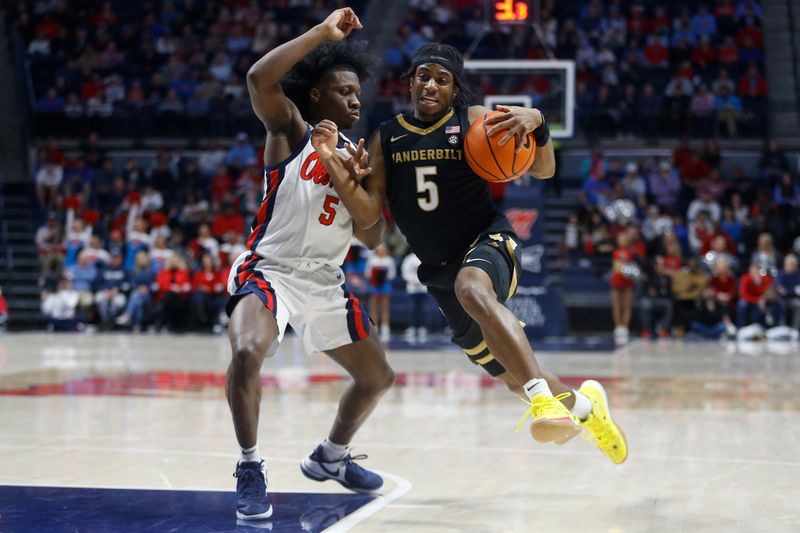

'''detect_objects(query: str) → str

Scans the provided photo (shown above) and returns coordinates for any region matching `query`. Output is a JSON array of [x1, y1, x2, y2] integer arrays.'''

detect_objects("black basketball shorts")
[[419, 227, 522, 377]]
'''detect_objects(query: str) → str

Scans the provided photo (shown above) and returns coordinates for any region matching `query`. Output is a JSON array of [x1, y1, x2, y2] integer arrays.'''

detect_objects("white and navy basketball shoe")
[[234, 460, 273, 521], [300, 445, 383, 494]]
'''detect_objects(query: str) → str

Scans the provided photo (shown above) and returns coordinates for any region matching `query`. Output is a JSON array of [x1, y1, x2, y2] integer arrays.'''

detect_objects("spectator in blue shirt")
[[721, 207, 742, 244], [736, 1, 763, 20], [671, 23, 696, 47], [715, 86, 743, 137], [690, 6, 717, 39], [67, 250, 98, 322], [225, 132, 257, 169], [172, 76, 198, 102], [117, 250, 156, 332], [36, 88, 65, 113], [580, 172, 612, 215]]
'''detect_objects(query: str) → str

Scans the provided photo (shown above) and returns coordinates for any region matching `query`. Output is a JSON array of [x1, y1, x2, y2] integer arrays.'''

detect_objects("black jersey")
[[380, 106, 512, 265]]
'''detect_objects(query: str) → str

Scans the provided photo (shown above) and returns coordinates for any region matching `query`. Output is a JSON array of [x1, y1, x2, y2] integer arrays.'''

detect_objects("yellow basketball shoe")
[[577, 380, 628, 464], [516, 392, 581, 443]]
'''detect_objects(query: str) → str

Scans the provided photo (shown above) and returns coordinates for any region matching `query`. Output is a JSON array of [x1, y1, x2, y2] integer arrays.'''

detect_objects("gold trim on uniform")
[[396, 108, 455, 135], [464, 340, 487, 356], [505, 238, 519, 299], [474, 353, 495, 365]]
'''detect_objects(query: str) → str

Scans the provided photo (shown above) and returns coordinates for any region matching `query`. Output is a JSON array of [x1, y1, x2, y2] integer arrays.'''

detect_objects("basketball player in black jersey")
[[315, 42, 627, 464]]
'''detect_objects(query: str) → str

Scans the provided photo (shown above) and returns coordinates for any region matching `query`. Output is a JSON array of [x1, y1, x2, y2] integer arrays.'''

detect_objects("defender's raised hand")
[[311, 119, 339, 161], [322, 8, 363, 41], [343, 138, 373, 184]]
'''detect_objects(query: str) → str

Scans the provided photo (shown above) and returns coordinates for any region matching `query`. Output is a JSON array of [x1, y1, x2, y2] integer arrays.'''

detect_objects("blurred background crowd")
[[2, 0, 798, 343]]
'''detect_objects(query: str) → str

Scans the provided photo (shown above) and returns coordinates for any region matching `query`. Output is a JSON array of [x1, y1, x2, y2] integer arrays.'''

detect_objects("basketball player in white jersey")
[[226, 8, 394, 521]]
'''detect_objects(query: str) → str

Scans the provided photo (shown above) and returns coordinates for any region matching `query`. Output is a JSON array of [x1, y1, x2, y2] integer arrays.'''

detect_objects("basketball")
[[464, 111, 536, 183]]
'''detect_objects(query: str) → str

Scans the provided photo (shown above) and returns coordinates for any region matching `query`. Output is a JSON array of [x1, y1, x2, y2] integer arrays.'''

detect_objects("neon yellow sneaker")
[[517, 392, 581, 443], [577, 380, 628, 464]]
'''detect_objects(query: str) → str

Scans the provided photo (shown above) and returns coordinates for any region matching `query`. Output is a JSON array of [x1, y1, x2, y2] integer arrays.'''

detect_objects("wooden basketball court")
[[1, 333, 798, 532]]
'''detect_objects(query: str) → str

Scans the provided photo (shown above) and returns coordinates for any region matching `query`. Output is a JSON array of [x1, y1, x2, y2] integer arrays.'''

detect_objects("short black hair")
[[401, 43, 474, 108], [281, 40, 378, 116]]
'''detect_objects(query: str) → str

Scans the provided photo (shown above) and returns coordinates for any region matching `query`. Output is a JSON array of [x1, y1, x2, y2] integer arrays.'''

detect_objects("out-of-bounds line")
[[322, 468, 412, 533]]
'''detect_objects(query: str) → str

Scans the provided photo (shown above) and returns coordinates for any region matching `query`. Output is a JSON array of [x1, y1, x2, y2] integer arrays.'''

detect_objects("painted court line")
[[323, 468, 412, 533], [0, 444, 412, 532]]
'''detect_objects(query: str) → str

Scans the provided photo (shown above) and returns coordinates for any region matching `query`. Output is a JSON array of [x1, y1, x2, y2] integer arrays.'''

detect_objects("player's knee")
[[359, 365, 395, 397], [454, 282, 493, 319], [383, 366, 396, 390], [231, 336, 269, 370]]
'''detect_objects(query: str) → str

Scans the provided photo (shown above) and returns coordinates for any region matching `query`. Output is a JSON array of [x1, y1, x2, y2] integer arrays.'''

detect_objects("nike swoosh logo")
[[465, 258, 492, 265], [320, 463, 342, 478], [390, 134, 408, 143]]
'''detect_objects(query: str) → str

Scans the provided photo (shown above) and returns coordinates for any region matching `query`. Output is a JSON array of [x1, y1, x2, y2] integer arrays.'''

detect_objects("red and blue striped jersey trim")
[[246, 166, 284, 252], [344, 289, 370, 342], [245, 126, 311, 252], [231, 253, 277, 317]]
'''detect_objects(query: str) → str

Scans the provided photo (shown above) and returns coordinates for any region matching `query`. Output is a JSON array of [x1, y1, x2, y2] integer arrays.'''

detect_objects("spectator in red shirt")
[[154, 255, 191, 331], [717, 36, 740, 69], [211, 203, 245, 239], [34, 13, 63, 40], [643, 34, 669, 68], [737, 263, 778, 327], [210, 165, 234, 198], [710, 257, 738, 334], [658, 239, 683, 274], [680, 152, 711, 186], [610, 231, 639, 344], [737, 16, 763, 48], [711, 258, 737, 300], [737, 65, 768, 99], [692, 37, 717, 66], [189, 254, 224, 330], [672, 136, 694, 170]]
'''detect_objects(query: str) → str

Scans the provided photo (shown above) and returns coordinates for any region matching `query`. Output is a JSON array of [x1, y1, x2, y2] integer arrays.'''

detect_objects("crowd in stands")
[[12, 0, 365, 138], [32, 129, 250, 332], [377, 0, 768, 139], [12, 0, 771, 140], [13, 0, 798, 344], [32, 130, 434, 337], [567, 137, 800, 343]]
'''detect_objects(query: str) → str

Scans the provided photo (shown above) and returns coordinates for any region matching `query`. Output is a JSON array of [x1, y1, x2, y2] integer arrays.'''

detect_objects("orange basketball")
[[464, 111, 536, 183]]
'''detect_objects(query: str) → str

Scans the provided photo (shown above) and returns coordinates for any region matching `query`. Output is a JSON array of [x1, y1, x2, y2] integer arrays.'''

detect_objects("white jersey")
[[244, 125, 354, 267]]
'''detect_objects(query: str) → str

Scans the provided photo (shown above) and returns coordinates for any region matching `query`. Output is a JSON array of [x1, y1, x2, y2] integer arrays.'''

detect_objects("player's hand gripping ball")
[[465, 111, 536, 183]]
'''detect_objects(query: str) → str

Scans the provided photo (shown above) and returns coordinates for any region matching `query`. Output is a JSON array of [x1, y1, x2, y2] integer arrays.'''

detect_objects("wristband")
[[533, 116, 550, 147]]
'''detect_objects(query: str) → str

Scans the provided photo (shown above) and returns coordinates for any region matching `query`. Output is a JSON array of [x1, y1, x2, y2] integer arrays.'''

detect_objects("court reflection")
[[0, 485, 375, 533]]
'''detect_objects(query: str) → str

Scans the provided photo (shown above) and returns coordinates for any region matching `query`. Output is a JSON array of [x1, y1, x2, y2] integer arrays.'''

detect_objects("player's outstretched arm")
[[477, 104, 556, 179], [353, 217, 386, 249], [246, 7, 362, 135], [311, 120, 387, 229]]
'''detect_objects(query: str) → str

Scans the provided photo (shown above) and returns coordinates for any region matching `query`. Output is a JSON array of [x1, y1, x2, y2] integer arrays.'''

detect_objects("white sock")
[[571, 390, 593, 421], [240, 445, 259, 463], [321, 438, 349, 462], [523, 378, 552, 401]]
